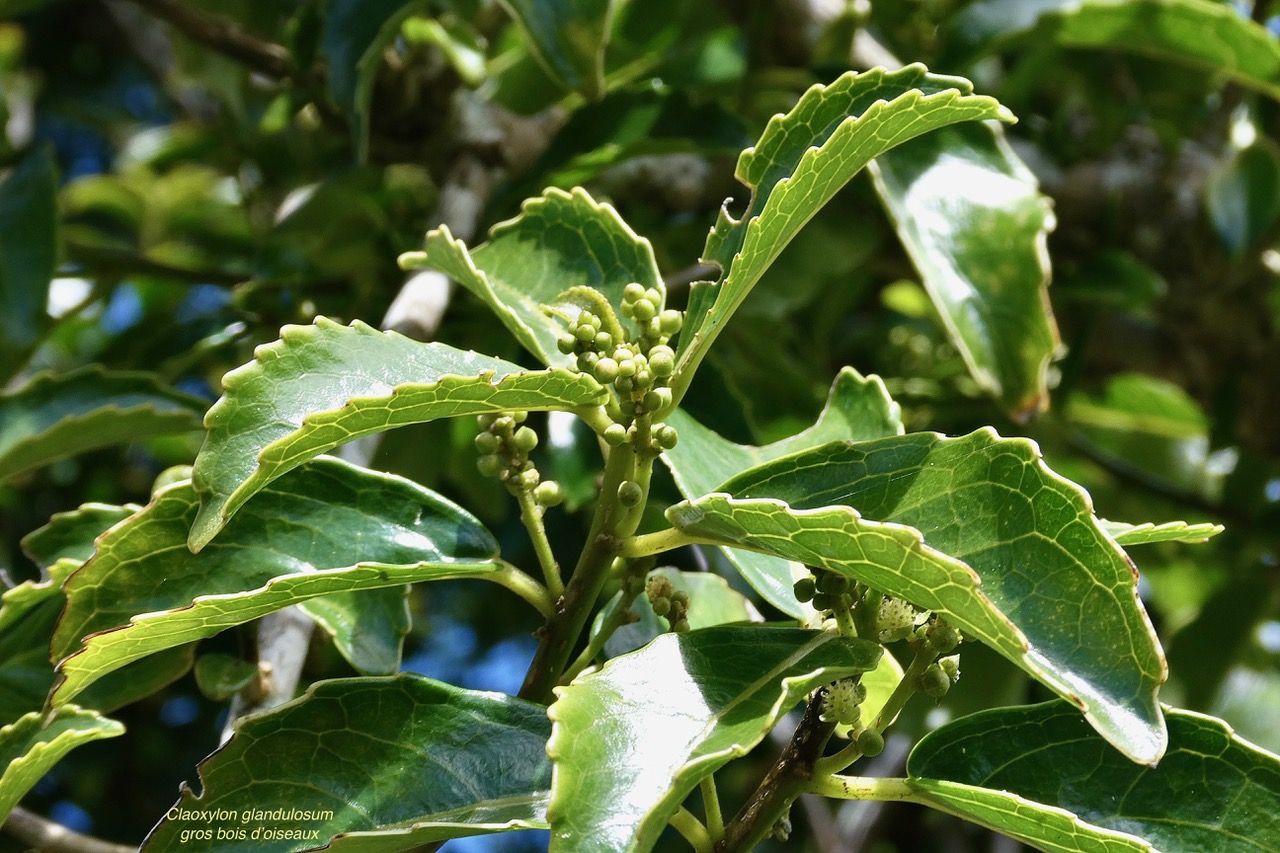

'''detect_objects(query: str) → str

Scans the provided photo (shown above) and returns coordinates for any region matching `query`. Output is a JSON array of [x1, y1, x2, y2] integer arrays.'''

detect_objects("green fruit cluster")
[[646, 574, 691, 632], [474, 411, 564, 506]]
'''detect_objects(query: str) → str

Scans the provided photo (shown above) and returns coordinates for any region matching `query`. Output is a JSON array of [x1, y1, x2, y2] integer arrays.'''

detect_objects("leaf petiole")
[[668, 806, 714, 853], [483, 560, 556, 619]]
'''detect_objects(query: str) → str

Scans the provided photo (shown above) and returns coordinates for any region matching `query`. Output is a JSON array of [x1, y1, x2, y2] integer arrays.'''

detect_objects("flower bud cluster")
[[793, 568, 852, 614], [917, 654, 961, 700], [556, 284, 685, 456], [474, 411, 563, 507], [820, 677, 866, 726], [646, 574, 690, 632]]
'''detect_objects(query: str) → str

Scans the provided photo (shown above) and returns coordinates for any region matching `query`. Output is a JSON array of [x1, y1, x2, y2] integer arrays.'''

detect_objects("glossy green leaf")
[[0, 148, 56, 382], [1102, 520, 1225, 546], [20, 502, 139, 569], [0, 367, 205, 484], [52, 458, 501, 705], [871, 122, 1059, 419], [143, 676, 552, 851], [300, 585, 410, 675], [672, 428, 1167, 764], [400, 187, 664, 368], [497, 0, 616, 99], [1206, 140, 1280, 258], [0, 706, 124, 820], [907, 701, 1280, 853], [675, 65, 1011, 382], [189, 317, 606, 550], [592, 567, 763, 659], [663, 368, 902, 617], [546, 626, 882, 852], [0, 558, 193, 724], [322, 0, 425, 160], [952, 0, 1280, 101]]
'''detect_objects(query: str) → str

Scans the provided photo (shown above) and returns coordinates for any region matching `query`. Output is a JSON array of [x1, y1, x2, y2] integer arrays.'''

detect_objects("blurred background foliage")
[[1, 0, 1278, 850]]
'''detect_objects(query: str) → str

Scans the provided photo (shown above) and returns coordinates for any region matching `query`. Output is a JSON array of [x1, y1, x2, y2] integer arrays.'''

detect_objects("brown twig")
[[129, 0, 292, 80], [3, 806, 137, 853]]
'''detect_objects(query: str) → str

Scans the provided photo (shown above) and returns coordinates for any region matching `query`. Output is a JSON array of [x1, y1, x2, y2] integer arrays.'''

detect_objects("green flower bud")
[[557, 334, 577, 354], [652, 596, 671, 616], [476, 413, 497, 429], [659, 309, 683, 335], [644, 288, 662, 305], [594, 357, 620, 383], [474, 432, 500, 454], [856, 728, 885, 757], [512, 411, 528, 423], [594, 331, 613, 351], [812, 592, 836, 612], [817, 571, 850, 594], [633, 368, 653, 390], [616, 358, 637, 378], [654, 424, 679, 449], [534, 480, 564, 507], [648, 346, 676, 377], [518, 467, 541, 489], [615, 375, 634, 395], [477, 454, 503, 478], [938, 654, 960, 682], [492, 415, 515, 435], [928, 621, 961, 654], [617, 480, 643, 507], [918, 663, 951, 699], [631, 298, 656, 322], [513, 426, 538, 452], [671, 590, 690, 607], [574, 323, 596, 343], [623, 282, 647, 303], [672, 618, 690, 632], [603, 423, 628, 446], [793, 577, 817, 602]]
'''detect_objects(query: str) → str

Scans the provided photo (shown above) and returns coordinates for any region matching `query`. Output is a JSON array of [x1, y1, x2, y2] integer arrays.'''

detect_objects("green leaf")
[[0, 706, 124, 820], [671, 428, 1168, 764], [194, 654, 259, 701], [497, 0, 617, 99], [52, 458, 501, 705], [1206, 139, 1280, 258], [142, 676, 552, 851], [189, 317, 606, 551], [675, 65, 1011, 384], [321, 0, 427, 161], [907, 701, 1280, 853], [871, 122, 1059, 419], [546, 626, 882, 852], [592, 567, 763, 659], [300, 586, 410, 675], [0, 367, 205, 484], [1102, 520, 1225, 546], [951, 0, 1280, 101], [400, 187, 664, 368], [0, 148, 57, 382], [662, 368, 902, 617], [20, 502, 139, 569]]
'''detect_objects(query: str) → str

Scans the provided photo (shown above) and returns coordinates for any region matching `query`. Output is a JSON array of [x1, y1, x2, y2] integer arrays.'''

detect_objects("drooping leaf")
[[671, 428, 1167, 764], [871, 122, 1059, 419], [189, 317, 606, 550], [143, 676, 552, 851], [906, 701, 1280, 853], [52, 459, 501, 705], [675, 65, 1012, 384], [951, 0, 1280, 101], [300, 585, 411, 675], [1206, 139, 1280, 258], [0, 147, 57, 383], [591, 567, 763, 659], [1102, 519, 1225, 546], [20, 502, 139, 569], [662, 368, 902, 617], [400, 187, 664, 368], [0, 367, 205, 484], [546, 626, 882, 852], [322, 0, 426, 160], [497, 0, 617, 99], [0, 706, 124, 820]]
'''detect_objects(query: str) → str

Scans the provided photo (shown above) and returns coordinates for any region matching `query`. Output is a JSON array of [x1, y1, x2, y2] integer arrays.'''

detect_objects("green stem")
[[833, 601, 857, 638], [621, 526, 699, 558], [560, 572, 644, 683], [574, 404, 615, 436], [519, 440, 640, 703], [484, 561, 555, 619], [516, 487, 564, 598], [701, 775, 725, 843], [669, 807, 714, 853], [804, 775, 918, 803]]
